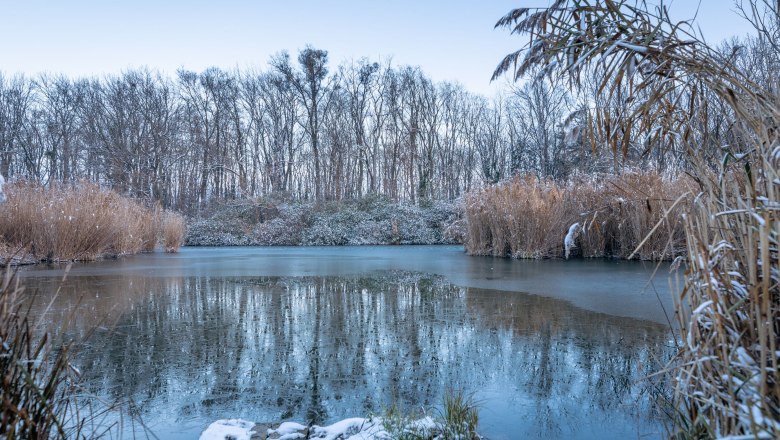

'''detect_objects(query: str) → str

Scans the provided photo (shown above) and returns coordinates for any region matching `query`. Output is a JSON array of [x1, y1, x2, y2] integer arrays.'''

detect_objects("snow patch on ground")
[[310, 418, 387, 440]]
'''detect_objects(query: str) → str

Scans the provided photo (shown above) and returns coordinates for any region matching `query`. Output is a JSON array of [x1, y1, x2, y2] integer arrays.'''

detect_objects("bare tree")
[[272, 47, 332, 200]]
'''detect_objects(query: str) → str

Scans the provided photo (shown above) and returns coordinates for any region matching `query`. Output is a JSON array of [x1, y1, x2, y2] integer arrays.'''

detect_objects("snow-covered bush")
[[186, 196, 460, 246]]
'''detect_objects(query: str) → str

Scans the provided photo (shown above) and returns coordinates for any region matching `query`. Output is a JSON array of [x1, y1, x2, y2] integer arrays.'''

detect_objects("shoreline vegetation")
[[0, 182, 186, 265], [463, 171, 692, 260], [186, 195, 461, 247], [492, 0, 779, 438], [184, 170, 692, 263]]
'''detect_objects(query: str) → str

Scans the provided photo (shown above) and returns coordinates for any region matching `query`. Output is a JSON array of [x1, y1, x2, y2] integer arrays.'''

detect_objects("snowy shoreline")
[[200, 416, 469, 440]]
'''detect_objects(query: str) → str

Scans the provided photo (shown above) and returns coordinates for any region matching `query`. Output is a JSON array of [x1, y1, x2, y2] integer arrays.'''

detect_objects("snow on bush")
[[186, 196, 460, 247]]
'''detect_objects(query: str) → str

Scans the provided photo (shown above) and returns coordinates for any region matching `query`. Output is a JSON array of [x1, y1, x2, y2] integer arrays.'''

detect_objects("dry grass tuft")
[[0, 182, 186, 263], [160, 210, 186, 253], [464, 171, 692, 260]]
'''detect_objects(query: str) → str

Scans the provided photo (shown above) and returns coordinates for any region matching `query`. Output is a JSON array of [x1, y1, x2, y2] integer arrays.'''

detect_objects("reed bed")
[[672, 160, 780, 438], [492, 0, 780, 436], [0, 182, 185, 263], [464, 171, 692, 260]]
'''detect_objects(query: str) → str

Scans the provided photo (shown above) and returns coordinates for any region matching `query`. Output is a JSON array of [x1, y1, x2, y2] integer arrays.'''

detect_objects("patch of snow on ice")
[[310, 418, 388, 440], [199, 419, 256, 440]]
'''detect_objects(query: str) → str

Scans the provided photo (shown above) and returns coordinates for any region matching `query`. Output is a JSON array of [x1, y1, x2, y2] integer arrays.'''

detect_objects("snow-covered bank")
[[187, 197, 462, 246], [200, 416, 461, 440]]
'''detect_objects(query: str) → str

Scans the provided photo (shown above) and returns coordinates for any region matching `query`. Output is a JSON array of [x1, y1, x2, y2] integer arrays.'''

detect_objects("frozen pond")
[[20, 246, 676, 439]]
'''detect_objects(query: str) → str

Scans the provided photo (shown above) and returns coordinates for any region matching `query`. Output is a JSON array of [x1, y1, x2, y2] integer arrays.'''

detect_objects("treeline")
[[0, 48, 683, 212], [1, 53, 514, 212], [0, 35, 773, 213]]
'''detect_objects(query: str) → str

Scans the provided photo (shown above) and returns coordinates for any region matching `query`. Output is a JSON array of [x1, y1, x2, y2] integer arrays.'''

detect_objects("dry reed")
[[0, 182, 186, 263], [493, 0, 779, 436], [464, 171, 691, 260], [671, 161, 780, 437], [160, 210, 186, 253]]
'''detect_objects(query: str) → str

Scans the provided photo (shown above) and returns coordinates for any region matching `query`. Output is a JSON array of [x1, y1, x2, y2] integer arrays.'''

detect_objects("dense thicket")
[[0, 182, 185, 262], [464, 171, 691, 260]]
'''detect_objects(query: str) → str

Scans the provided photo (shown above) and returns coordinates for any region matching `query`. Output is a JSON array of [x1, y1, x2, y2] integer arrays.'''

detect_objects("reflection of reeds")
[[0, 182, 185, 263], [464, 171, 691, 260]]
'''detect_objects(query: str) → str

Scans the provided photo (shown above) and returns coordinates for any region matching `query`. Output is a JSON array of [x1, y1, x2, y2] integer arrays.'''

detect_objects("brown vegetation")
[[0, 268, 80, 437], [160, 211, 187, 253], [0, 182, 186, 263], [494, 0, 779, 437], [464, 171, 692, 260]]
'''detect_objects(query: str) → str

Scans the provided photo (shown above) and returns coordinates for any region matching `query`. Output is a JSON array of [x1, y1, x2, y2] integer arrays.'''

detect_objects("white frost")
[[199, 419, 256, 440], [564, 222, 580, 259]]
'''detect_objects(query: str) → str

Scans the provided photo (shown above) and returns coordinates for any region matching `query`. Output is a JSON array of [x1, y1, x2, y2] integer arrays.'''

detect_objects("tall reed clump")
[[675, 164, 779, 437], [0, 268, 81, 438], [494, 0, 779, 436], [464, 171, 690, 260], [464, 175, 569, 258], [0, 182, 186, 262], [439, 389, 480, 440], [160, 210, 186, 253]]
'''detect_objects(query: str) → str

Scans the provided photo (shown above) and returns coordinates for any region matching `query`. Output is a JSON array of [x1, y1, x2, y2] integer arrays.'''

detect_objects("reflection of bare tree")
[[23, 273, 671, 439], [465, 288, 671, 437]]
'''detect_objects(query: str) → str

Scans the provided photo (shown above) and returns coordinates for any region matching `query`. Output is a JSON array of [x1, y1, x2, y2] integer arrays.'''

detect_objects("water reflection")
[[25, 273, 671, 440]]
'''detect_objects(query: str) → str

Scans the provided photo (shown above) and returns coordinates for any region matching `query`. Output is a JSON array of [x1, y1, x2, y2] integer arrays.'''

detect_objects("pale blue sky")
[[0, 1, 757, 96]]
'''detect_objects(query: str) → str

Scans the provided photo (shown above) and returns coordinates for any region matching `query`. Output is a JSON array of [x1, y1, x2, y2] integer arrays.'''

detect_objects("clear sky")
[[0, 1, 758, 96]]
